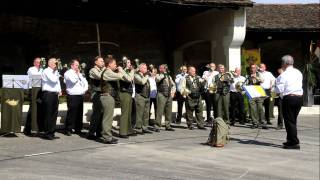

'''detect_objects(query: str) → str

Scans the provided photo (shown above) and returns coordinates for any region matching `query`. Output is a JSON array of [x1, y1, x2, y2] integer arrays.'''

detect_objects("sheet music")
[[29, 75, 42, 88], [2, 75, 29, 89]]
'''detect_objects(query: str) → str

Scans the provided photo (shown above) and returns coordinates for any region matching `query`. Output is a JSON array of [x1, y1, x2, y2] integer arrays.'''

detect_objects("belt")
[[286, 94, 302, 97], [101, 93, 110, 96], [42, 91, 58, 94]]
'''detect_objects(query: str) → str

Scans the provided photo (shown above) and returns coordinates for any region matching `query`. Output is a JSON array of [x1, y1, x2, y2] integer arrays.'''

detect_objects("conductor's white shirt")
[[64, 69, 88, 95], [42, 67, 61, 93], [276, 66, 303, 97]]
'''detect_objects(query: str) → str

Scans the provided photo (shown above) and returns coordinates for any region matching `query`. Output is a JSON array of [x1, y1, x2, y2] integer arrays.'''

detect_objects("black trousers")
[[176, 91, 185, 121], [230, 92, 245, 123], [65, 95, 84, 133], [42, 91, 59, 136], [263, 89, 271, 122], [149, 97, 157, 119], [282, 95, 303, 145], [204, 92, 216, 120]]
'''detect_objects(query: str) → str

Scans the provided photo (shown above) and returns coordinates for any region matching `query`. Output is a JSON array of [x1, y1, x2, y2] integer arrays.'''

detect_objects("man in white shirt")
[[202, 63, 219, 124], [276, 55, 303, 150], [148, 67, 157, 126], [259, 63, 276, 125], [41, 58, 62, 140], [229, 67, 246, 125], [174, 65, 188, 124], [64, 59, 88, 136], [24, 57, 43, 136]]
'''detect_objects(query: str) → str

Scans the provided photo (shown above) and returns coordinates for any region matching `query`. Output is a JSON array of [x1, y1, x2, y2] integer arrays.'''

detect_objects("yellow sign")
[[241, 49, 261, 74]]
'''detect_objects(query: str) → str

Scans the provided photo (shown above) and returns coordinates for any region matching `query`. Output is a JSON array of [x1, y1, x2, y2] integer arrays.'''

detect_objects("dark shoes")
[[154, 128, 160, 132], [87, 134, 97, 140], [188, 126, 194, 130], [65, 131, 72, 136], [119, 135, 129, 139], [198, 126, 207, 130], [23, 130, 32, 136], [142, 129, 153, 134], [267, 121, 273, 125], [165, 127, 175, 131], [99, 137, 118, 144], [251, 124, 259, 129], [283, 144, 300, 150], [42, 134, 59, 140], [276, 125, 283, 130]]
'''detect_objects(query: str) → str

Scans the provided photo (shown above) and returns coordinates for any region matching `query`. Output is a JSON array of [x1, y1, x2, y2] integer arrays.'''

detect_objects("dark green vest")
[[90, 79, 101, 92], [100, 70, 119, 98], [186, 75, 202, 99], [119, 69, 133, 93], [135, 75, 150, 98], [215, 74, 231, 95], [247, 72, 262, 85], [157, 74, 173, 97]]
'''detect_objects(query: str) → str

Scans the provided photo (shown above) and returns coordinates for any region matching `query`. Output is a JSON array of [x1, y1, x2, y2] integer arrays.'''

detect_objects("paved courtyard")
[[0, 114, 319, 180]]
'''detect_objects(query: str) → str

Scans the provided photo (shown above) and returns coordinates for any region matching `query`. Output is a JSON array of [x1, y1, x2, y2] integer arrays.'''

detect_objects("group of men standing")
[[23, 54, 303, 149], [174, 55, 303, 149], [174, 62, 282, 129]]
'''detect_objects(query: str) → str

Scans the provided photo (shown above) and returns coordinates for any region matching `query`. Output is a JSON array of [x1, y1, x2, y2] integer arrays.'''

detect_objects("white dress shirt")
[[64, 69, 88, 95], [149, 76, 157, 98], [230, 75, 246, 92], [175, 73, 187, 92], [202, 70, 219, 89], [42, 67, 61, 93], [27, 66, 43, 77], [276, 66, 303, 97], [27, 66, 43, 88], [260, 71, 275, 90]]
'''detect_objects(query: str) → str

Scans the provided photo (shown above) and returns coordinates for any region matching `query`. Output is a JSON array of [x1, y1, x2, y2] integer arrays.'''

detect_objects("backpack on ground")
[[207, 117, 230, 147]]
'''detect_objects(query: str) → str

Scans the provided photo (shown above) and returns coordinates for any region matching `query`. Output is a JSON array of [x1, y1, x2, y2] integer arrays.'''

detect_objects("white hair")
[[281, 55, 294, 65]]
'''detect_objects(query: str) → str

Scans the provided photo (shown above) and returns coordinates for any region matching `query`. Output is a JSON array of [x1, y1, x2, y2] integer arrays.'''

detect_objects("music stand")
[[2, 75, 29, 89], [243, 85, 267, 100]]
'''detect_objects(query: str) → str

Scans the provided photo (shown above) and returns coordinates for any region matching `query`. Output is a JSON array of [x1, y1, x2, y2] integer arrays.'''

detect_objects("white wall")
[[174, 7, 246, 72]]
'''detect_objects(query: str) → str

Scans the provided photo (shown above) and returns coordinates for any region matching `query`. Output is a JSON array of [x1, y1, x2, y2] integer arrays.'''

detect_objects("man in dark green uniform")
[[246, 64, 267, 129], [99, 57, 132, 144], [179, 66, 206, 130], [214, 64, 233, 124], [134, 63, 153, 134], [118, 57, 135, 138], [155, 64, 176, 132], [87, 56, 105, 140]]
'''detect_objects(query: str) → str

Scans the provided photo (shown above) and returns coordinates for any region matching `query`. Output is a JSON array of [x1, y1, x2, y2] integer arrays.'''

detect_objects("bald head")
[[48, 58, 57, 69]]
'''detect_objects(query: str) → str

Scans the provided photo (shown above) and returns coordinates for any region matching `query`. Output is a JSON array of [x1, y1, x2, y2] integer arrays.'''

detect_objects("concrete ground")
[[0, 114, 319, 180]]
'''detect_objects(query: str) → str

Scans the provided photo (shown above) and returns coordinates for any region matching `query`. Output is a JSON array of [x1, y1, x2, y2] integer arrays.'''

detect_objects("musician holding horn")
[[179, 66, 206, 130], [41, 58, 62, 140], [118, 57, 135, 138], [246, 64, 267, 129], [214, 64, 233, 124], [134, 63, 153, 134], [229, 67, 246, 125], [202, 63, 219, 125], [174, 65, 188, 124], [155, 64, 176, 132]]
